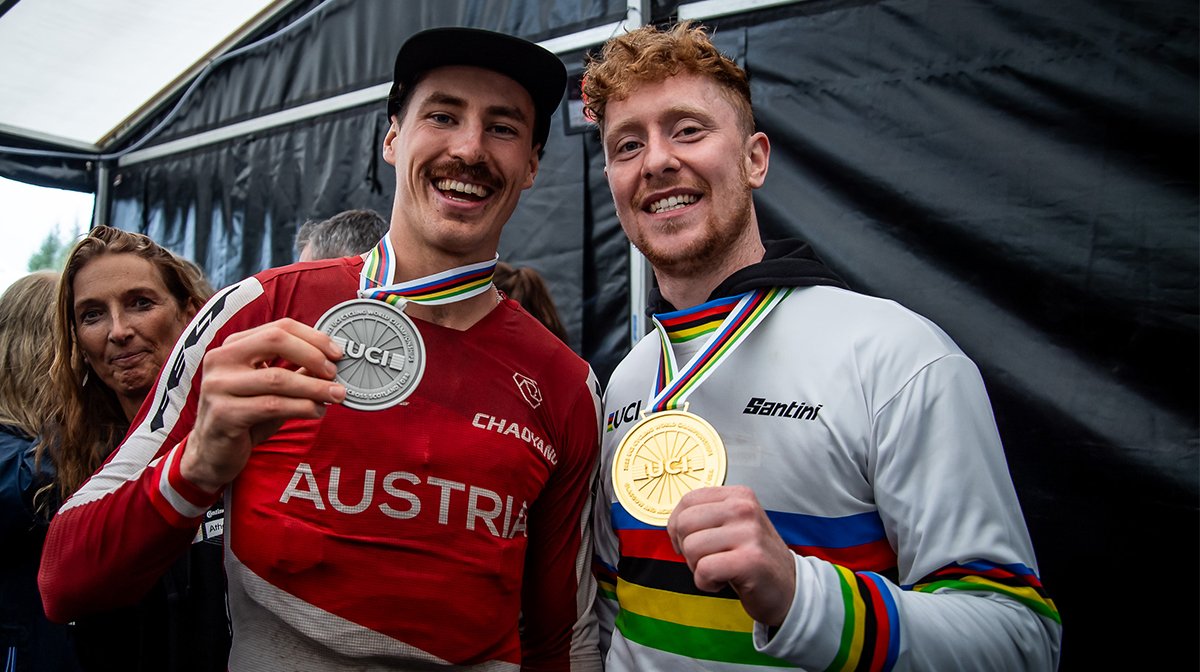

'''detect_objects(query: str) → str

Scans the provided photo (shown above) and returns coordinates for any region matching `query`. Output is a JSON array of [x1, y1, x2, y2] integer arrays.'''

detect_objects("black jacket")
[[647, 239, 848, 314], [0, 424, 82, 672], [68, 510, 230, 672]]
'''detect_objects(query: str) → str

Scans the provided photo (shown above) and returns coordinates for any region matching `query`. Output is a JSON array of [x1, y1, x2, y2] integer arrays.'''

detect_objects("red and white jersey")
[[40, 257, 603, 671]]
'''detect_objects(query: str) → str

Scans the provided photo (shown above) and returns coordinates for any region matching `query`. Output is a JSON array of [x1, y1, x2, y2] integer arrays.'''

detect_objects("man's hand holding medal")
[[181, 318, 346, 494], [668, 485, 798, 628]]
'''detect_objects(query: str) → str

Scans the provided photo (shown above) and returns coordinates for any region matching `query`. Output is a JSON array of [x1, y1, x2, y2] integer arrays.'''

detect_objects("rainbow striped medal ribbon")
[[313, 236, 496, 411], [611, 286, 792, 526]]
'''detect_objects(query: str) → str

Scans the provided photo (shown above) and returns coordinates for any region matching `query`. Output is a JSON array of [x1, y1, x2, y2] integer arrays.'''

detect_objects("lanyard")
[[648, 287, 791, 413], [358, 236, 497, 308]]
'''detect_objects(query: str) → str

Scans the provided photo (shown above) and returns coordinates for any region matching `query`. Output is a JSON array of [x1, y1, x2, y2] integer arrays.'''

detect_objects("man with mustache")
[[41, 28, 602, 671], [584, 22, 1062, 671]]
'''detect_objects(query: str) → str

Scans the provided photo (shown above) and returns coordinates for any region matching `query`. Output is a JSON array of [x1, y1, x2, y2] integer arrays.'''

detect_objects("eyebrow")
[[420, 92, 530, 125], [604, 103, 712, 143], [74, 285, 165, 308]]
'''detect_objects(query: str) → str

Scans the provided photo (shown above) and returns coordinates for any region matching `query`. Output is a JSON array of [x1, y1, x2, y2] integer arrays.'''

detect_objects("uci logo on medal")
[[315, 299, 426, 411]]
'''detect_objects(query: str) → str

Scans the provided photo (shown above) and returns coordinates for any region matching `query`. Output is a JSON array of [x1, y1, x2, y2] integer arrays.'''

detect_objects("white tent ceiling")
[[0, 0, 295, 152]]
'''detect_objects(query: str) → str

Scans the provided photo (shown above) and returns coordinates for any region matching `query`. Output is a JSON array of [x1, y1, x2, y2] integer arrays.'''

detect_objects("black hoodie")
[[646, 239, 848, 315]]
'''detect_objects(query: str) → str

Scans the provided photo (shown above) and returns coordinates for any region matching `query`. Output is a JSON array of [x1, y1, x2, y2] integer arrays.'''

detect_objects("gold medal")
[[611, 408, 727, 526]]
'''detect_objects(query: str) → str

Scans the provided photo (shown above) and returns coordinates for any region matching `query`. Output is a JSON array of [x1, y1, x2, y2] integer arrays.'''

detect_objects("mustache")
[[424, 159, 501, 191]]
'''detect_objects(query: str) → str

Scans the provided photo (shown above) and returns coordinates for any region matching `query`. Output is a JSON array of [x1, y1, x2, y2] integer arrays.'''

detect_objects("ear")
[[744, 131, 770, 189], [184, 299, 200, 323], [382, 118, 399, 166], [521, 147, 540, 190]]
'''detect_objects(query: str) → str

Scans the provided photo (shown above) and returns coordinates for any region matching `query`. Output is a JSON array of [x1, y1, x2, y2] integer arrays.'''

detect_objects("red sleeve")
[[39, 277, 270, 623], [519, 364, 603, 671], [39, 441, 220, 622]]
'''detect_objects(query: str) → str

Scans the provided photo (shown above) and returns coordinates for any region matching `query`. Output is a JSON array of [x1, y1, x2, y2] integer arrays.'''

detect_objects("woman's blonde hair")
[[45, 226, 213, 499], [0, 271, 60, 437]]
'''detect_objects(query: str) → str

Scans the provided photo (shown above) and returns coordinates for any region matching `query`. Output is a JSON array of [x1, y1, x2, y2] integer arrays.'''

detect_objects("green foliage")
[[27, 224, 80, 272]]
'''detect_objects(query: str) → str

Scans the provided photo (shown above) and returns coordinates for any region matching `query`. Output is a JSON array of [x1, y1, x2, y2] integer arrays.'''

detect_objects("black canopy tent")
[[1, 0, 1195, 668]]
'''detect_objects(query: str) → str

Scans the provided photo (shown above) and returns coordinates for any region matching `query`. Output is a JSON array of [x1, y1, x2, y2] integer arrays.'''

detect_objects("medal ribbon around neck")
[[609, 287, 790, 526], [358, 236, 498, 307], [649, 286, 792, 413]]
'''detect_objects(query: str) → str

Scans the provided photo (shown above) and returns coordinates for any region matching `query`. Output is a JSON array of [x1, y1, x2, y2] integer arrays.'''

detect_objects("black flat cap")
[[387, 27, 567, 155]]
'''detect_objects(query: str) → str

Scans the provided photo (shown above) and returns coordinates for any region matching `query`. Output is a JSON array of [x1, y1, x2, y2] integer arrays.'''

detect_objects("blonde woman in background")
[[0, 271, 82, 671]]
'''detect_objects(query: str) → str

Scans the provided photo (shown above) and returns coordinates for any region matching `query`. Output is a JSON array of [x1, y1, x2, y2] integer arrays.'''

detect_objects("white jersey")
[[595, 285, 1061, 671]]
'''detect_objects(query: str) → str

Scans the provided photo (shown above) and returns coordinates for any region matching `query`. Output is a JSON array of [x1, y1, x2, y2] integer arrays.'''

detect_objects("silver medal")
[[315, 299, 425, 411]]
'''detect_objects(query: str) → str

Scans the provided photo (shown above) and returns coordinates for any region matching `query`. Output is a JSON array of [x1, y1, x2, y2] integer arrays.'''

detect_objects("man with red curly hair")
[[585, 22, 1061, 671]]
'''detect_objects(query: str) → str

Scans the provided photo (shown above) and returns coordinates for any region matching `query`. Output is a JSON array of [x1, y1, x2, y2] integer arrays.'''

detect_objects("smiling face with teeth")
[[601, 72, 770, 297], [383, 65, 539, 276]]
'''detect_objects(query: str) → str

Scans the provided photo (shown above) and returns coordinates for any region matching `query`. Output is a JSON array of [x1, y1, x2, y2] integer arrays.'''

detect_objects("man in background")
[[296, 208, 389, 262], [293, 218, 320, 261]]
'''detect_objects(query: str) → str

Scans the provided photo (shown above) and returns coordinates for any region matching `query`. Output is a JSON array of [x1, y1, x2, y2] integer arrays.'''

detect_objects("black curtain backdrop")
[[703, 2, 1196, 668], [63, 0, 1199, 669]]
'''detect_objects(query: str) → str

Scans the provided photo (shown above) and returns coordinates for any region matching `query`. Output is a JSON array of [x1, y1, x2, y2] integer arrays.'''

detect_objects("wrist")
[[148, 438, 225, 529], [178, 440, 226, 495]]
